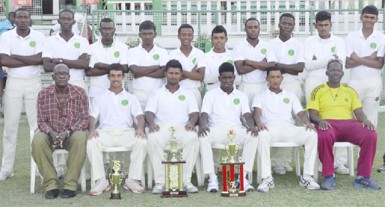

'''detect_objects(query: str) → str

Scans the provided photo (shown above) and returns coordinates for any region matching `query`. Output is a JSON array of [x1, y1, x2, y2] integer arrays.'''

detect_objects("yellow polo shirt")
[[307, 83, 362, 120]]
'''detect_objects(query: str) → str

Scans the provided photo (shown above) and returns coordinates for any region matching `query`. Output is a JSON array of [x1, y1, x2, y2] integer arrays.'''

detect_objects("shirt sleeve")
[[128, 47, 139, 66], [251, 92, 262, 109], [90, 95, 100, 119], [37, 92, 53, 134], [295, 41, 305, 63], [292, 93, 304, 115], [265, 42, 277, 62], [69, 89, 90, 132], [345, 33, 354, 57], [0, 32, 10, 55], [232, 42, 243, 61], [350, 87, 363, 110], [42, 38, 52, 59], [144, 90, 158, 113], [130, 95, 143, 117], [200, 91, 213, 115], [35, 32, 45, 54], [187, 91, 199, 114], [120, 46, 129, 65], [159, 48, 169, 66], [306, 88, 320, 111], [240, 93, 251, 115]]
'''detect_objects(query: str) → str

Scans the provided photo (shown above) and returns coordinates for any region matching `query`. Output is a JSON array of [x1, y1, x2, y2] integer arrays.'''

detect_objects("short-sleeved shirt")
[[0, 28, 45, 78], [91, 89, 142, 129], [345, 29, 385, 79], [42, 34, 90, 81], [232, 38, 276, 84], [252, 88, 302, 125], [201, 87, 250, 127], [128, 44, 169, 92], [269, 36, 304, 84], [307, 83, 362, 120], [145, 86, 198, 124], [169, 47, 204, 89], [0, 20, 14, 35], [88, 39, 129, 98]]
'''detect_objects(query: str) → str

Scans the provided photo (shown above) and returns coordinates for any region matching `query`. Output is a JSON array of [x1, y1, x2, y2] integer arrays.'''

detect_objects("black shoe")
[[61, 189, 76, 198], [45, 189, 59, 199]]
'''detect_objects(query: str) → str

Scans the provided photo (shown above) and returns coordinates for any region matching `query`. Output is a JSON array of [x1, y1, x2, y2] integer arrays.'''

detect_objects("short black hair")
[[14, 8, 29, 18], [100, 18, 114, 27], [59, 9, 74, 19], [178, 23, 194, 34], [108, 63, 125, 75], [8, 11, 15, 19], [266, 67, 282, 77], [315, 11, 331, 22], [139, 20, 156, 32], [362, 5, 378, 16], [218, 62, 234, 75], [211, 25, 227, 37], [244, 17, 260, 27], [279, 13, 295, 22], [165, 59, 183, 72], [326, 59, 343, 70]]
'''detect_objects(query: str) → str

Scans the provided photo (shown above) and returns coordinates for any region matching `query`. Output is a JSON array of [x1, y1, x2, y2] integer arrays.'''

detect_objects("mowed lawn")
[[0, 113, 385, 207]]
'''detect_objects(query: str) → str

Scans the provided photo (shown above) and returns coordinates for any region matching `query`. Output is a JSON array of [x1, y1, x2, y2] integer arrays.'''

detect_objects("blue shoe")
[[321, 176, 336, 190], [353, 177, 381, 190]]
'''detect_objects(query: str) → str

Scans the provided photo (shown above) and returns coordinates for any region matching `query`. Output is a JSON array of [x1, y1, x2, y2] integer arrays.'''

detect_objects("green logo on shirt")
[[178, 95, 186, 101], [370, 42, 377, 49], [153, 54, 160, 60], [261, 48, 267, 55], [192, 57, 197, 65], [283, 98, 290, 104], [233, 98, 240, 105], [74, 42, 81, 49], [331, 46, 336, 54], [121, 99, 128, 106], [227, 60, 233, 64], [114, 51, 120, 58], [29, 41, 36, 48], [288, 49, 295, 56]]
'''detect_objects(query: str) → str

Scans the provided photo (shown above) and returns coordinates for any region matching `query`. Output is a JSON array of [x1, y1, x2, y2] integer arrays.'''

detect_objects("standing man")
[[268, 13, 305, 175], [345, 5, 385, 128], [0, 11, 15, 36], [128, 20, 169, 110], [253, 68, 319, 192], [0, 8, 45, 181], [233, 17, 275, 105], [86, 17, 128, 100], [87, 63, 147, 196], [308, 59, 380, 190], [146, 60, 199, 194], [169, 24, 205, 107], [32, 64, 89, 199], [199, 62, 258, 192], [42, 9, 90, 90]]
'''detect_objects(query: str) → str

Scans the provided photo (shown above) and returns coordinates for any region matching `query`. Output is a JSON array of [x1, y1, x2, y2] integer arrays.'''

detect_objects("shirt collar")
[[48, 84, 78, 100]]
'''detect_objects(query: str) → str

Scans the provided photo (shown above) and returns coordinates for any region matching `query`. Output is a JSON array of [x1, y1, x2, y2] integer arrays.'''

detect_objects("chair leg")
[[348, 146, 354, 176], [295, 147, 301, 176], [80, 162, 86, 192], [195, 152, 204, 187], [30, 158, 36, 194], [146, 156, 153, 189]]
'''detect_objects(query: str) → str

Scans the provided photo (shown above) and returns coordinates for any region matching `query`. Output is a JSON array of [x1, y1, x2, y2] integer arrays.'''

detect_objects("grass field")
[[1, 114, 385, 207]]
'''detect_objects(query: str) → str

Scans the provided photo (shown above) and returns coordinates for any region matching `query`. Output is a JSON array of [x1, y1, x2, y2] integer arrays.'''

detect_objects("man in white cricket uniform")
[[199, 62, 259, 193], [253, 68, 319, 192], [128, 20, 169, 110], [0, 8, 45, 181], [87, 63, 147, 196]]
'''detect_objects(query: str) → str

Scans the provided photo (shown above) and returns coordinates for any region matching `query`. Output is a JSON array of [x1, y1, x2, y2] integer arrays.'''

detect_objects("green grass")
[[1, 114, 385, 207]]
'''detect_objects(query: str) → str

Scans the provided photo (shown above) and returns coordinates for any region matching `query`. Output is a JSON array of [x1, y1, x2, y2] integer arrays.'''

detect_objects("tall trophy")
[[161, 126, 187, 198], [109, 160, 124, 199], [220, 130, 246, 197]]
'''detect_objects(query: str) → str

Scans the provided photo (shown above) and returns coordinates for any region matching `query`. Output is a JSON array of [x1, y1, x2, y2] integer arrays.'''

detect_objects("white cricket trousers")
[[1, 76, 41, 173], [147, 123, 199, 184]]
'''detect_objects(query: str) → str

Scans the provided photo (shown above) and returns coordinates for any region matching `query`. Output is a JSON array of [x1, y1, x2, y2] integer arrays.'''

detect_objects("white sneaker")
[[335, 163, 349, 175], [299, 175, 320, 190], [152, 183, 164, 194], [257, 176, 275, 192], [284, 162, 293, 172], [244, 179, 254, 192], [0, 171, 14, 181], [184, 182, 198, 193], [89, 178, 111, 196], [123, 178, 145, 193], [207, 178, 219, 192], [273, 163, 286, 175]]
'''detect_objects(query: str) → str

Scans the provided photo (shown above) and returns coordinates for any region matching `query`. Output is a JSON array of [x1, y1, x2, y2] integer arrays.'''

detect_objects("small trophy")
[[109, 160, 124, 199], [220, 130, 246, 197], [161, 126, 187, 198]]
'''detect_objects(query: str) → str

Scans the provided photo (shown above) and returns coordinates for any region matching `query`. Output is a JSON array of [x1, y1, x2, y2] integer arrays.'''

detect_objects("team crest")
[[121, 99, 128, 106], [283, 98, 290, 104], [114, 51, 120, 58], [178, 95, 186, 101], [29, 41, 36, 48], [153, 54, 160, 60], [370, 42, 377, 49], [233, 98, 240, 105], [331, 46, 336, 53], [227, 60, 233, 64], [261, 48, 267, 54], [192, 57, 196, 65], [288, 49, 295, 56], [74, 42, 81, 49]]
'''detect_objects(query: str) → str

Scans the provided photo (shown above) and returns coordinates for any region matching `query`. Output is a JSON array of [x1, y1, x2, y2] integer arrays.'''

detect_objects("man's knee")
[[32, 132, 50, 149], [70, 131, 87, 145]]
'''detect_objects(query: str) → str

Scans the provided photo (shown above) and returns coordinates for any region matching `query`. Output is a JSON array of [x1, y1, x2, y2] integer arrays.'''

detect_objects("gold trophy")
[[109, 160, 124, 199], [220, 130, 246, 197], [161, 126, 187, 198]]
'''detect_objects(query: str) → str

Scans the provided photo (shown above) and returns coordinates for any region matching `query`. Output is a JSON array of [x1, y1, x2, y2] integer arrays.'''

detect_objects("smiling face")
[[211, 32, 227, 51], [108, 69, 124, 89], [360, 13, 378, 30], [178, 27, 194, 47]]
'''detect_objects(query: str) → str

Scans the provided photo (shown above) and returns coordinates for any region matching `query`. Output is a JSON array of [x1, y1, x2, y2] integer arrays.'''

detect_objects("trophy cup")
[[220, 130, 246, 197], [109, 160, 124, 199], [161, 126, 187, 198]]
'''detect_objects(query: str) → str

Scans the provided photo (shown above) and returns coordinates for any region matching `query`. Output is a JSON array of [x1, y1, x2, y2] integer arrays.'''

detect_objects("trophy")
[[161, 126, 187, 198], [220, 130, 246, 197], [109, 160, 124, 199]]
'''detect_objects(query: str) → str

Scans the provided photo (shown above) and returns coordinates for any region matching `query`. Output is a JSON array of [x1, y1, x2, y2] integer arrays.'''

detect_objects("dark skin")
[[145, 67, 198, 132], [42, 11, 90, 73], [253, 70, 315, 132], [309, 61, 375, 131], [85, 21, 128, 77], [198, 71, 258, 137]]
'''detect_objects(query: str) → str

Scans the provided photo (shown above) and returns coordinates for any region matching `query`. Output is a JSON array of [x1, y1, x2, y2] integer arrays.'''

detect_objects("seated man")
[[87, 63, 147, 195], [146, 59, 199, 194], [31, 64, 88, 199], [308, 59, 380, 190], [253, 68, 319, 192], [199, 62, 258, 192]]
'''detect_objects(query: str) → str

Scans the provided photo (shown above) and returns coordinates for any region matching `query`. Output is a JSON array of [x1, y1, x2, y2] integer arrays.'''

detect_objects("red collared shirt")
[[37, 84, 89, 134]]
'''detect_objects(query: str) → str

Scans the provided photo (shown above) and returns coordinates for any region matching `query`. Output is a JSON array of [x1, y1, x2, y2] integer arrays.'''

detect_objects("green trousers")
[[31, 131, 87, 191]]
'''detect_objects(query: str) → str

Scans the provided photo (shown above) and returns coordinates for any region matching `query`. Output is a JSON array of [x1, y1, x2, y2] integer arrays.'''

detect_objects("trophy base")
[[221, 191, 246, 197], [161, 190, 188, 198], [110, 192, 122, 199]]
